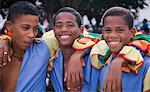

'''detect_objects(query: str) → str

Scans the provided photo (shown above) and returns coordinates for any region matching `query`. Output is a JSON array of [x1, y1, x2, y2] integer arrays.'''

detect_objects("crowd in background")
[[0, 7, 150, 37]]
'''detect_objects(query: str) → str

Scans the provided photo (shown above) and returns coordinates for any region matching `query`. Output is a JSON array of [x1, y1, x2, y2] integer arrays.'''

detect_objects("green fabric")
[[134, 34, 150, 42]]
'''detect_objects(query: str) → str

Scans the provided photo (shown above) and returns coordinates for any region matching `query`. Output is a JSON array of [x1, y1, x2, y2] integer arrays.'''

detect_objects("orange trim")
[[91, 64, 101, 70], [144, 89, 150, 92], [126, 61, 144, 75], [119, 54, 137, 62], [129, 40, 149, 52], [73, 44, 96, 50]]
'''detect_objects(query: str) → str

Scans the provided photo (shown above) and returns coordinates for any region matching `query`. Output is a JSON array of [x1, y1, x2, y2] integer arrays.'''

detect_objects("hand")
[[103, 57, 125, 92], [65, 50, 85, 91], [0, 40, 11, 67]]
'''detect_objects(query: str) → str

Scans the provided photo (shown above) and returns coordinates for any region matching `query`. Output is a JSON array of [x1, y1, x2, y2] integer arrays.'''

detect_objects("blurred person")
[[140, 18, 150, 34]]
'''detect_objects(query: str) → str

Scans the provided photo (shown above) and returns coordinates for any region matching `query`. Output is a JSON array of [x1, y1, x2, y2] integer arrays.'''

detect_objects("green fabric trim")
[[98, 49, 111, 64], [134, 34, 150, 42]]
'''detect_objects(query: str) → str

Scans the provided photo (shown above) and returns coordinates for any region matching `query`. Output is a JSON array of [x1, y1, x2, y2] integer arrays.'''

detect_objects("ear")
[[79, 25, 84, 35], [130, 27, 137, 36], [5, 21, 13, 32]]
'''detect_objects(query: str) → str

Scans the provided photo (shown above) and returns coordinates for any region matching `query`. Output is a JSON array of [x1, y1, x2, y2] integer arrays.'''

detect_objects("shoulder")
[[29, 38, 50, 55]]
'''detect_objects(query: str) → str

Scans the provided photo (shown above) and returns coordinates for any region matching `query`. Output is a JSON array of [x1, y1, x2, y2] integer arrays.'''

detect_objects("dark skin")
[[0, 26, 84, 92], [0, 39, 10, 67], [103, 57, 124, 92], [0, 56, 22, 91], [53, 12, 83, 91], [64, 50, 84, 91], [0, 14, 39, 91], [102, 16, 135, 92]]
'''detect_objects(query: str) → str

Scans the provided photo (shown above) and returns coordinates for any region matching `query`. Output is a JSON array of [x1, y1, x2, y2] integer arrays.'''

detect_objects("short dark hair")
[[100, 6, 134, 29], [53, 7, 82, 27], [7, 1, 39, 22]]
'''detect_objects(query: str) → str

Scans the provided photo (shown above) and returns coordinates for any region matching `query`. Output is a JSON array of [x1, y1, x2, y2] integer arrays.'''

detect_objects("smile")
[[60, 35, 70, 39]]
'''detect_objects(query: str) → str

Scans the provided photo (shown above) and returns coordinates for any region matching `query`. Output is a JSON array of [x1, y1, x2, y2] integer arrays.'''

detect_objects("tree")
[[1, 0, 148, 33], [39, 0, 148, 33]]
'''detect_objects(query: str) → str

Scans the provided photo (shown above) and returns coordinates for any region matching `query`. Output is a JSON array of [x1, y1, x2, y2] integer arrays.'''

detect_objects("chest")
[[1, 59, 22, 91]]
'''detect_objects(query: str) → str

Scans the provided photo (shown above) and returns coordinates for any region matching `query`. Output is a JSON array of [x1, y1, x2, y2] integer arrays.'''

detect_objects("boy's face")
[[54, 12, 82, 47], [102, 16, 134, 55], [7, 15, 39, 50]]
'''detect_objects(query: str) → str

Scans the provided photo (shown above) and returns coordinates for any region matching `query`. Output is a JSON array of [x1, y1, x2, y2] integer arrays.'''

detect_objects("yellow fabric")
[[119, 46, 144, 74], [90, 40, 109, 69], [42, 30, 59, 57], [42, 29, 89, 69], [135, 31, 143, 36], [73, 38, 99, 50], [129, 40, 149, 53], [144, 68, 150, 92], [42, 30, 59, 68]]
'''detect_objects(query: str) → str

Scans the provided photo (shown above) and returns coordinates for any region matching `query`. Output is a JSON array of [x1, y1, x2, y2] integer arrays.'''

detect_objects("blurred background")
[[0, 0, 150, 35]]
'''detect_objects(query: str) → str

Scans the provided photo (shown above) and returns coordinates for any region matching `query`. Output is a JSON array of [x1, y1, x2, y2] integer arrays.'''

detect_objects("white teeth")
[[109, 42, 119, 45], [60, 35, 70, 39]]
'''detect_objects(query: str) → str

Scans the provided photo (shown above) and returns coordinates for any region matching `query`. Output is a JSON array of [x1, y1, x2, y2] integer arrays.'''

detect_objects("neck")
[[61, 46, 74, 63], [11, 42, 25, 61]]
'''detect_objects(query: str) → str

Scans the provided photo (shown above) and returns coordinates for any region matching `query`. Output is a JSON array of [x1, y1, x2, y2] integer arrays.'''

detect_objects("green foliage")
[[1, 0, 148, 32]]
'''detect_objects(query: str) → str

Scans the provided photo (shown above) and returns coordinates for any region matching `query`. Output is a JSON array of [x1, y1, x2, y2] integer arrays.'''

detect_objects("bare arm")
[[103, 57, 125, 92], [65, 50, 85, 91]]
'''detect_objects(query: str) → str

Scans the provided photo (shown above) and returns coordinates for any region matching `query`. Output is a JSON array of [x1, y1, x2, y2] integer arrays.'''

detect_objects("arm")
[[65, 50, 85, 91], [103, 57, 124, 92], [103, 46, 144, 92], [65, 33, 101, 91]]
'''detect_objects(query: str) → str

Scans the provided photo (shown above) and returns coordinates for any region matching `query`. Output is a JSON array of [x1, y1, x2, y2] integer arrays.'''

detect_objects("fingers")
[[0, 58, 2, 67], [116, 76, 122, 92], [3, 51, 8, 66], [0, 44, 4, 67], [79, 70, 83, 83], [2, 42, 9, 65], [67, 73, 71, 91], [112, 80, 117, 92], [34, 38, 40, 43], [67, 73, 82, 91], [75, 73, 81, 89], [64, 71, 67, 82], [0, 40, 10, 67], [103, 78, 107, 92], [107, 80, 112, 92]]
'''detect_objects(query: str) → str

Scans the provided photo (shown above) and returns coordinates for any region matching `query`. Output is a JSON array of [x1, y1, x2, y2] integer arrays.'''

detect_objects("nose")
[[62, 25, 68, 32], [28, 30, 35, 39], [108, 31, 117, 38]]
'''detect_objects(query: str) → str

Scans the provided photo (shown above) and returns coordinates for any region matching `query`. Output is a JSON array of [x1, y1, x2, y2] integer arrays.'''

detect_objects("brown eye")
[[22, 26, 30, 31], [66, 24, 74, 27], [33, 26, 38, 32], [55, 24, 63, 28], [117, 29, 124, 33], [103, 28, 111, 33]]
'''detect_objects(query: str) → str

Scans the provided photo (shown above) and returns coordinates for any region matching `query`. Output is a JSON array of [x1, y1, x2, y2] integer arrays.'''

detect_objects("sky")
[[138, 0, 150, 21]]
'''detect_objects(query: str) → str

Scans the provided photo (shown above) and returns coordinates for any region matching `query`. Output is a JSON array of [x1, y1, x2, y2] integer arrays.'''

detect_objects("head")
[[100, 6, 136, 56], [53, 7, 83, 48], [5, 1, 39, 50]]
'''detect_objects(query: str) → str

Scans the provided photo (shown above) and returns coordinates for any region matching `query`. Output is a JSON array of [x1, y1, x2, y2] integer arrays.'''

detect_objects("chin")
[[110, 49, 120, 54]]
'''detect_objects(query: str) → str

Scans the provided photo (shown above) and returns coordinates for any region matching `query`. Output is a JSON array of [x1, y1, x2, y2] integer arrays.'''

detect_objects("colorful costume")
[[42, 30, 100, 91], [15, 39, 50, 92], [73, 32, 150, 91]]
